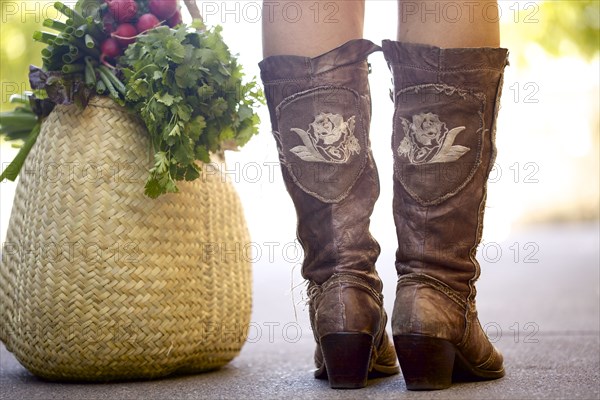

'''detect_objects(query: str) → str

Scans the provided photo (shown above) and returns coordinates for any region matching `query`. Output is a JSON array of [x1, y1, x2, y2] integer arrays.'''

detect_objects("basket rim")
[[47, 96, 227, 166], [51, 96, 130, 114]]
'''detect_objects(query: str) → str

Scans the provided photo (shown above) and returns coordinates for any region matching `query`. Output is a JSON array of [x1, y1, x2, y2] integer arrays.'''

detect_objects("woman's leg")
[[386, 0, 508, 391], [397, 0, 499, 47], [260, 0, 400, 389], [262, 0, 365, 57]]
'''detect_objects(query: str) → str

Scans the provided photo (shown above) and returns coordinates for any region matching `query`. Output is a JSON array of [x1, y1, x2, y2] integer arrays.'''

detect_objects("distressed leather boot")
[[382, 40, 509, 390], [259, 39, 399, 389]]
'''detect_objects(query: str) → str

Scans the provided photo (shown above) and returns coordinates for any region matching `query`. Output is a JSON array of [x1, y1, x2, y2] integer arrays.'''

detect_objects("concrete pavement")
[[1, 222, 599, 399]]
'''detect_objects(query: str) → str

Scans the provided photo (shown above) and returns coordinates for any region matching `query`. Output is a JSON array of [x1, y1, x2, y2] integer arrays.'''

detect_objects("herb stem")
[[128, 64, 157, 81]]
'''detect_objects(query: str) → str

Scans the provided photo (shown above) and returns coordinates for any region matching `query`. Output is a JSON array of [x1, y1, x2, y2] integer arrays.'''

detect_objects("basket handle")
[[183, 0, 203, 22]]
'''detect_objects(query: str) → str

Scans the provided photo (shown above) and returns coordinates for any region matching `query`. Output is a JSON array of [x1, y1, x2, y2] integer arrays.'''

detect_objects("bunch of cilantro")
[[120, 23, 263, 198]]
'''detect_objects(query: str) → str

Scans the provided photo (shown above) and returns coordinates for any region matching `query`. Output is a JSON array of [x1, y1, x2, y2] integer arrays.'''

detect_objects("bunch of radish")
[[32, 1, 183, 102], [102, 0, 182, 61]]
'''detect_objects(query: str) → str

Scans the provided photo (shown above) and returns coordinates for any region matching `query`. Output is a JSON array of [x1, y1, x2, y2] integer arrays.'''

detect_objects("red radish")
[[106, 0, 138, 23], [136, 13, 161, 33], [149, 0, 178, 19], [113, 23, 138, 47], [167, 9, 182, 27], [100, 37, 122, 66], [101, 38, 122, 58]]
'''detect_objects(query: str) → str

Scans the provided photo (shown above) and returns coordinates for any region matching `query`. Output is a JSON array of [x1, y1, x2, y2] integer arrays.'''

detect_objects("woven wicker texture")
[[0, 96, 252, 381]]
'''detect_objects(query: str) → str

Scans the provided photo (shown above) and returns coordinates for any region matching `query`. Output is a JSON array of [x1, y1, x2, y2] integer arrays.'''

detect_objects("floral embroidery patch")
[[289, 112, 361, 164], [397, 112, 469, 165], [275, 86, 368, 203], [391, 83, 486, 205]]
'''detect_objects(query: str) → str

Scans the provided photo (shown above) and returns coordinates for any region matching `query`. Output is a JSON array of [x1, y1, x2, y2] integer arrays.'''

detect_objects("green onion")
[[96, 79, 107, 95], [8, 93, 31, 105], [84, 56, 98, 67], [42, 57, 61, 71], [62, 53, 83, 64], [0, 123, 42, 182], [62, 63, 85, 74], [49, 45, 70, 58], [98, 65, 127, 95], [0, 113, 38, 127], [53, 33, 72, 46], [97, 67, 120, 98], [42, 45, 69, 60], [42, 19, 69, 32], [72, 40, 101, 58], [41, 46, 55, 58], [74, 24, 87, 38], [86, 16, 106, 41], [84, 34, 96, 49], [84, 57, 97, 87], [32, 31, 58, 45], [54, 2, 85, 26]]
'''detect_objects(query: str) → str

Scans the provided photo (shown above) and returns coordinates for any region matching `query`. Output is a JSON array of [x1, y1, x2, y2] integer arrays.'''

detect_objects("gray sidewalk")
[[1, 222, 599, 399]]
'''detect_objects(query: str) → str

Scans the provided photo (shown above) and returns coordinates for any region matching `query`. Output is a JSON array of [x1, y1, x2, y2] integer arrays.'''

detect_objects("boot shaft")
[[383, 40, 509, 299], [259, 41, 400, 386], [383, 41, 509, 198], [260, 39, 380, 129], [259, 40, 383, 287], [384, 42, 508, 386]]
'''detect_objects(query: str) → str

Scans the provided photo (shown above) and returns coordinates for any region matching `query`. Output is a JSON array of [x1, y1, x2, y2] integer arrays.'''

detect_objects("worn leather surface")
[[393, 274, 503, 372], [309, 274, 398, 375], [260, 39, 382, 288], [383, 40, 508, 374], [260, 40, 398, 374]]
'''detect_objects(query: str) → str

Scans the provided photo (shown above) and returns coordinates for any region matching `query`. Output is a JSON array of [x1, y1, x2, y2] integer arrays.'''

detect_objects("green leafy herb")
[[1, 1, 264, 198], [120, 24, 263, 198]]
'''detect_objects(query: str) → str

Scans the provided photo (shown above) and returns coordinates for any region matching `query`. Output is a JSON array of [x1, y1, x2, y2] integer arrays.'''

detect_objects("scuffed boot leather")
[[382, 40, 509, 390], [259, 39, 399, 388]]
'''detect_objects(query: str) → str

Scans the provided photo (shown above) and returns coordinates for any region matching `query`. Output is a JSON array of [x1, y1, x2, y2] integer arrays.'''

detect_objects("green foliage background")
[[534, 0, 599, 60], [0, 0, 57, 112], [1, 0, 599, 112], [503, 0, 599, 64]]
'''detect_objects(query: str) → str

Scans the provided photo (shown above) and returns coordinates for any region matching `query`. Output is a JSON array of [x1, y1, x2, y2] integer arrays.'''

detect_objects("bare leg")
[[262, 0, 365, 58], [397, 0, 500, 47]]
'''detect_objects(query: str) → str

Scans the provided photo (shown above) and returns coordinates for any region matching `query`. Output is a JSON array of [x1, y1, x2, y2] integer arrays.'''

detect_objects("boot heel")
[[393, 334, 456, 390], [320, 332, 374, 389]]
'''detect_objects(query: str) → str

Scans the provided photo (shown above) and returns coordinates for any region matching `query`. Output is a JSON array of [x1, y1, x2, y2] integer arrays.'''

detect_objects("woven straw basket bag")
[[0, 96, 252, 381]]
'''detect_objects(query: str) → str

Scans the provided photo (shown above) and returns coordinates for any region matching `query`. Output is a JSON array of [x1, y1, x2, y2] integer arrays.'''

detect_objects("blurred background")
[[0, 4, 598, 398], [1, 0, 599, 332]]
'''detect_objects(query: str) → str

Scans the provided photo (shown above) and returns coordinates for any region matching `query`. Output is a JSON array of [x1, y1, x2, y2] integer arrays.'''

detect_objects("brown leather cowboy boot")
[[259, 39, 399, 389], [382, 40, 509, 390]]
